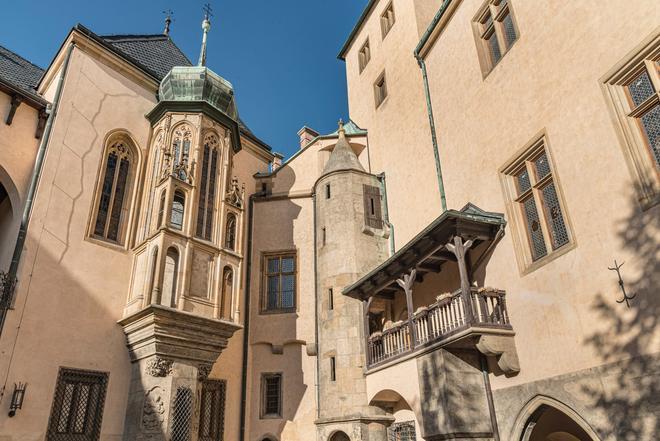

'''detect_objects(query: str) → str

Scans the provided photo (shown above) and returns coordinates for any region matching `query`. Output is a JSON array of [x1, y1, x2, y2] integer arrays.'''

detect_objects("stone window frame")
[[358, 39, 371, 73], [224, 211, 238, 251], [198, 379, 227, 441], [260, 250, 298, 314], [380, 1, 396, 39], [374, 70, 388, 109], [471, 0, 519, 77], [260, 372, 283, 419], [330, 356, 336, 381], [195, 131, 221, 241], [87, 131, 141, 250], [499, 132, 576, 275], [601, 29, 660, 210], [46, 367, 109, 440]]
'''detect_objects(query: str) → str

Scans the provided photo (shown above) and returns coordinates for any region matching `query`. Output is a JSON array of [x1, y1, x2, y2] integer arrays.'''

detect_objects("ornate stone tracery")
[[225, 176, 245, 209]]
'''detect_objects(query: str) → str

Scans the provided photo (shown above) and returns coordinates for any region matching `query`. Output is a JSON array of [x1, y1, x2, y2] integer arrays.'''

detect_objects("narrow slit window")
[[330, 357, 336, 382], [325, 183, 331, 199], [328, 288, 334, 310], [224, 213, 237, 250], [196, 133, 219, 241]]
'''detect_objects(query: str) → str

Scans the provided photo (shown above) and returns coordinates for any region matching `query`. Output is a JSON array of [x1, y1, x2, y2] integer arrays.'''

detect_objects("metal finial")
[[163, 9, 174, 36], [338, 118, 345, 134], [198, 3, 213, 66]]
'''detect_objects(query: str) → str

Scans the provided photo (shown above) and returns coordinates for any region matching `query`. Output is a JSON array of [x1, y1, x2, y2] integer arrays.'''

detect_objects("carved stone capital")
[[145, 357, 173, 377], [197, 363, 213, 381]]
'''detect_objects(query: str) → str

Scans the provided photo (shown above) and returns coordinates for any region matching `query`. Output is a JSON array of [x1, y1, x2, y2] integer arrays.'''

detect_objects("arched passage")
[[329, 431, 350, 441], [370, 389, 419, 441], [514, 396, 600, 441], [0, 170, 20, 271]]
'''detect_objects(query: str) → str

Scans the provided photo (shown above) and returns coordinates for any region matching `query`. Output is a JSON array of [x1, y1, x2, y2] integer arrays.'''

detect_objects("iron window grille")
[[473, 0, 519, 74], [171, 386, 193, 441], [262, 253, 296, 313], [46, 368, 109, 441], [388, 421, 417, 441], [199, 380, 227, 441], [260, 373, 282, 418]]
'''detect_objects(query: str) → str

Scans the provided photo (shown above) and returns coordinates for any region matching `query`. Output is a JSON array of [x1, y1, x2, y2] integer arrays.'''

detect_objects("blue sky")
[[1, 0, 369, 158]]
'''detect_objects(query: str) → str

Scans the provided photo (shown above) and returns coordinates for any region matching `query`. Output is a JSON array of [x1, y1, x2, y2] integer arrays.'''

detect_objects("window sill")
[[520, 241, 577, 277], [85, 235, 128, 253], [259, 308, 297, 316]]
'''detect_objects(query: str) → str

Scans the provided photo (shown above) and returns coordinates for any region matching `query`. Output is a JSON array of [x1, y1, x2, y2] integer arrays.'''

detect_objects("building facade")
[[0, 1, 658, 441]]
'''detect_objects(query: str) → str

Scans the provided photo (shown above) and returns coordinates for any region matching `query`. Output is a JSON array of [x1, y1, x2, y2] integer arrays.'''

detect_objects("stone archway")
[[514, 396, 600, 441], [329, 431, 350, 441], [0, 172, 20, 271]]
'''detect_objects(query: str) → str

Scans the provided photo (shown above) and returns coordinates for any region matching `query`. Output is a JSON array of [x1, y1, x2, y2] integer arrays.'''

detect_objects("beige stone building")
[[0, 1, 658, 440]]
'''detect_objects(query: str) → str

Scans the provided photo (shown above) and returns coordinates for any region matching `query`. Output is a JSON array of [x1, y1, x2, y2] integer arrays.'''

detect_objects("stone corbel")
[[476, 334, 520, 375], [5, 94, 23, 126]]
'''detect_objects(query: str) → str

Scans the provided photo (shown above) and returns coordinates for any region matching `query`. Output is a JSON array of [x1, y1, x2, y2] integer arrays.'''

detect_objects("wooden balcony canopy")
[[343, 204, 506, 301]]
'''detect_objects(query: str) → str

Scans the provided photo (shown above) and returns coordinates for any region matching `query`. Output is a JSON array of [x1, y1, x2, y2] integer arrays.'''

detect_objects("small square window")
[[359, 40, 371, 73], [261, 373, 282, 418], [374, 72, 388, 108], [380, 2, 396, 38], [472, 0, 519, 75]]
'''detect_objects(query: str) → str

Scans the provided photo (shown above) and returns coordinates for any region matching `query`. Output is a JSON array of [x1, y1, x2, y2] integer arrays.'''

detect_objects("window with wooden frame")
[[374, 71, 388, 108], [198, 379, 226, 441], [501, 136, 573, 272], [363, 184, 383, 229], [602, 32, 660, 208], [359, 40, 371, 73], [262, 252, 296, 313], [380, 2, 395, 39], [90, 137, 137, 245], [46, 368, 109, 441], [196, 132, 220, 240], [472, 0, 518, 75], [260, 373, 282, 418]]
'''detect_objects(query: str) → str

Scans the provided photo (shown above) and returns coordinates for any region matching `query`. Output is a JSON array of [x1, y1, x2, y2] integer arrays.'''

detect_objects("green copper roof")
[[159, 66, 238, 121], [326, 119, 367, 136]]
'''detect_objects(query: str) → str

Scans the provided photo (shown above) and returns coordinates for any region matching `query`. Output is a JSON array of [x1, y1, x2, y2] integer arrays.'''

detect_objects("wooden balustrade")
[[367, 287, 511, 367]]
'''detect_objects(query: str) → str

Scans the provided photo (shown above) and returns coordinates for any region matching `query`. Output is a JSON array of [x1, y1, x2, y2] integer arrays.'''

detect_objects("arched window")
[[162, 247, 179, 308], [0, 181, 15, 269], [224, 213, 237, 250], [147, 246, 159, 304], [171, 190, 185, 230], [171, 125, 192, 181], [196, 133, 219, 240], [220, 266, 233, 320], [143, 132, 163, 239], [92, 138, 136, 244], [157, 190, 166, 229], [329, 431, 350, 441]]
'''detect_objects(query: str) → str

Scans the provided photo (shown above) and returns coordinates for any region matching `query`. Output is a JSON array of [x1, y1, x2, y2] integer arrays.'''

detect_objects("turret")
[[314, 121, 392, 439]]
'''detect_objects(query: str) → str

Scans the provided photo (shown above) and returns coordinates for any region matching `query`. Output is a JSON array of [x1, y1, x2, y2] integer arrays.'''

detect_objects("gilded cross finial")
[[163, 9, 173, 36]]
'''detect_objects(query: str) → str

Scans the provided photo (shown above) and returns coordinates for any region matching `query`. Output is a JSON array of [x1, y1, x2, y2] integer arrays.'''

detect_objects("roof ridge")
[[100, 34, 170, 40], [0, 44, 45, 72]]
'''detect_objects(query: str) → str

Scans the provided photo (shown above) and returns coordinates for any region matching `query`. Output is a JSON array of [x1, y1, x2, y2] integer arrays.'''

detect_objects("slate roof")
[[0, 44, 45, 100]]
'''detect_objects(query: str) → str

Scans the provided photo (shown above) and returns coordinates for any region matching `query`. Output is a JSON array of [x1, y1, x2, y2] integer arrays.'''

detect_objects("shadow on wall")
[[583, 195, 659, 440]]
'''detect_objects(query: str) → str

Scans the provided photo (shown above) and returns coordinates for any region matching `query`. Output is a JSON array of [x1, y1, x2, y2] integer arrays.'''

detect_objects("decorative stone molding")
[[225, 176, 245, 209], [141, 386, 166, 431], [197, 363, 213, 381], [476, 334, 521, 374], [145, 357, 173, 377]]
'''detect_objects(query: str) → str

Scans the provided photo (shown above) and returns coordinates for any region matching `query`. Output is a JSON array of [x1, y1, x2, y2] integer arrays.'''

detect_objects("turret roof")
[[322, 120, 365, 175]]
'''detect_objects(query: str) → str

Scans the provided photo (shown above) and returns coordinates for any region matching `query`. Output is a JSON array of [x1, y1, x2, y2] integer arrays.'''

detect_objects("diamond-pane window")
[[171, 387, 193, 441], [628, 70, 655, 107], [502, 12, 517, 48], [47, 368, 108, 441], [504, 138, 573, 268], [640, 102, 660, 167], [487, 32, 501, 64], [474, 0, 519, 73], [263, 253, 296, 312]]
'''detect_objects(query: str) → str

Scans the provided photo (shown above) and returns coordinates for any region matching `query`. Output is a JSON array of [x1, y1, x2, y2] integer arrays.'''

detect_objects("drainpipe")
[[415, 56, 447, 212], [312, 193, 321, 420], [0, 42, 75, 338], [240, 192, 261, 441], [480, 354, 501, 441], [377, 173, 395, 255]]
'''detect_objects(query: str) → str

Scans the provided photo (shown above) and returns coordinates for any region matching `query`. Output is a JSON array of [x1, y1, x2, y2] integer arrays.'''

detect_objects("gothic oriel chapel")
[[0, 1, 659, 441]]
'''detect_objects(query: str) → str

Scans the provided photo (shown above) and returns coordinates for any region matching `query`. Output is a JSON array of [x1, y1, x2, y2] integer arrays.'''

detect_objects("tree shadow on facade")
[[582, 196, 659, 440]]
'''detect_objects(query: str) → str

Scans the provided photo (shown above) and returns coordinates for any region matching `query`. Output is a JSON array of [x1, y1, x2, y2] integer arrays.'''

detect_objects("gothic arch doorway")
[[515, 396, 600, 441], [329, 431, 350, 441]]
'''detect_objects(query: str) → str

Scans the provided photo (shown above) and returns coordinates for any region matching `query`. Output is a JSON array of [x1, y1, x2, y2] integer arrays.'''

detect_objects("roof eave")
[[0, 77, 48, 109], [338, 0, 379, 60]]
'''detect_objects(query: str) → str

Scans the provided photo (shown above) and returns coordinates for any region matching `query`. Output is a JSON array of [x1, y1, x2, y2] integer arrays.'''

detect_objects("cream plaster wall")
[[344, 0, 443, 249], [0, 92, 41, 271]]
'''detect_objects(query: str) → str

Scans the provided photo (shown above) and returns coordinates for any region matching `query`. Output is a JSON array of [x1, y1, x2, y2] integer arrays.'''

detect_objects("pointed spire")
[[198, 3, 213, 66], [322, 119, 365, 175], [163, 9, 173, 36]]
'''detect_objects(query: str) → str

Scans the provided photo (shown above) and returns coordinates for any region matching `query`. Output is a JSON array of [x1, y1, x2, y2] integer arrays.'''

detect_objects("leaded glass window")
[[199, 380, 226, 441], [46, 368, 108, 441], [626, 65, 660, 169], [171, 190, 185, 230], [224, 213, 237, 250], [263, 253, 296, 312], [505, 139, 572, 265], [261, 373, 282, 418], [92, 139, 134, 244], [475, 0, 518, 73], [196, 133, 220, 240], [388, 421, 417, 441]]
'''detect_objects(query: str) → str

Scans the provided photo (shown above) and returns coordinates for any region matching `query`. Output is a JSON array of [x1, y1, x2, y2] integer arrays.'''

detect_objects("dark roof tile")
[[0, 44, 45, 94]]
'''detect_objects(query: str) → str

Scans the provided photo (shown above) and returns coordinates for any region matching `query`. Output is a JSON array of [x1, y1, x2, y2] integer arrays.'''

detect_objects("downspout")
[[240, 192, 260, 441], [312, 193, 321, 420], [480, 354, 501, 441], [0, 42, 75, 337], [377, 173, 395, 255], [415, 56, 447, 212]]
